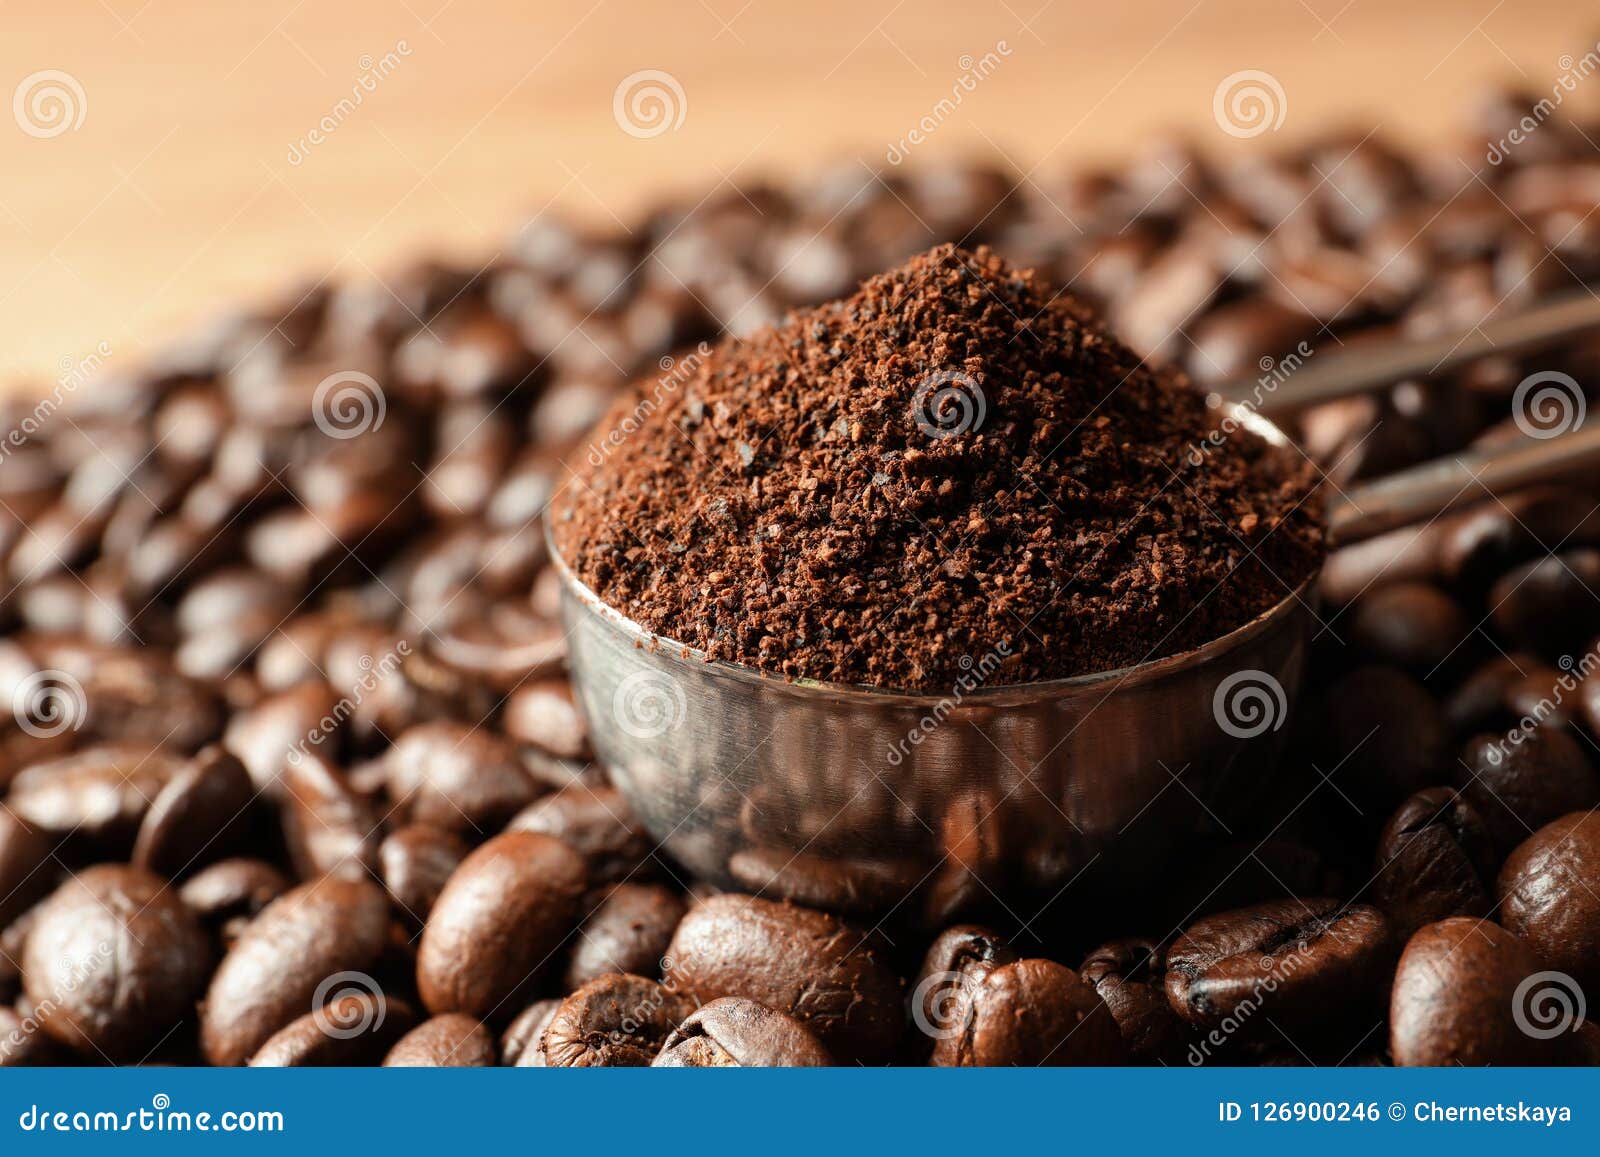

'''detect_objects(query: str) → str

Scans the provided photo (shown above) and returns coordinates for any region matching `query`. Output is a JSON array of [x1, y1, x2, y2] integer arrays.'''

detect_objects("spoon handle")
[[1211, 291, 1600, 414], [1327, 425, 1600, 546]]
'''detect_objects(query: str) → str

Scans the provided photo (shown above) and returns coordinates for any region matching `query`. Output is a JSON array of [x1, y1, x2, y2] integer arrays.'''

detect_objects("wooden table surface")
[[1, 0, 1594, 389]]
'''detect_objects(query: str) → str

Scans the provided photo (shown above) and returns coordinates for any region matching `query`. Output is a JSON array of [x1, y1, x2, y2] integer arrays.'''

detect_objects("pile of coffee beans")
[[554, 243, 1322, 688], [2, 86, 1600, 1066]]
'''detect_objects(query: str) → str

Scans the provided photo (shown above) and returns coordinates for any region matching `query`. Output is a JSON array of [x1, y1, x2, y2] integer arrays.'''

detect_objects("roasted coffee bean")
[[23, 865, 211, 1060], [1497, 811, 1600, 993], [664, 893, 904, 1064], [131, 746, 256, 878], [0, 810, 52, 931], [384, 1013, 498, 1067], [1391, 917, 1583, 1065], [378, 824, 468, 929], [1165, 900, 1392, 1036], [930, 959, 1125, 1067], [565, 883, 687, 991], [417, 831, 587, 1020], [911, 925, 1017, 1047], [502, 998, 560, 1067], [178, 858, 291, 941], [384, 721, 540, 836], [0, 1005, 68, 1066], [1347, 582, 1468, 675], [279, 751, 383, 882], [1490, 550, 1600, 658], [508, 784, 657, 883], [8, 744, 186, 849], [201, 877, 390, 1066], [222, 681, 342, 794], [1372, 788, 1498, 943], [1318, 667, 1449, 809], [502, 679, 590, 760], [1455, 729, 1600, 851], [1080, 938, 1190, 1064], [654, 997, 833, 1067], [538, 973, 695, 1067], [249, 993, 416, 1067]]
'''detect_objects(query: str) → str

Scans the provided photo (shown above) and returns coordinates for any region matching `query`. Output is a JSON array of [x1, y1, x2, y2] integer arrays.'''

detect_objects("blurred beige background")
[[1, 0, 1594, 389]]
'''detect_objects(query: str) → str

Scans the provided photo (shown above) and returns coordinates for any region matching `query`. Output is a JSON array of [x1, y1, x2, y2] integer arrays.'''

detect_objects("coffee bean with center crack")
[[1080, 937, 1191, 1064], [911, 925, 1017, 1050], [653, 997, 833, 1067], [416, 831, 588, 1020], [930, 958, 1125, 1067], [383, 1013, 498, 1067], [537, 973, 696, 1067], [1165, 899, 1392, 1037], [664, 893, 904, 1064], [1497, 811, 1600, 994], [564, 883, 687, 990], [1372, 787, 1499, 943], [1391, 916, 1584, 1065], [200, 877, 390, 1066], [23, 865, 211, 1060]]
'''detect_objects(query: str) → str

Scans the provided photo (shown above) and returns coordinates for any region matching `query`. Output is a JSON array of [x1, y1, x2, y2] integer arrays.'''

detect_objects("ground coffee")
[[553, 244, 1324, 691]]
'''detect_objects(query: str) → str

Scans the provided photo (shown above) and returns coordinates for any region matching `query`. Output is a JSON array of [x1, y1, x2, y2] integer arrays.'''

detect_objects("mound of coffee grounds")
[[553, 244, 1323, 691]]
